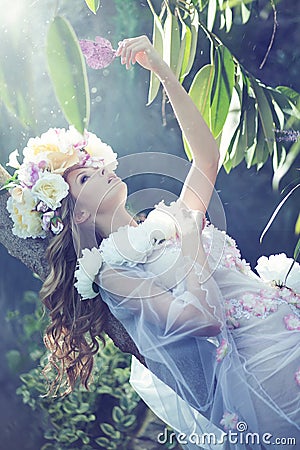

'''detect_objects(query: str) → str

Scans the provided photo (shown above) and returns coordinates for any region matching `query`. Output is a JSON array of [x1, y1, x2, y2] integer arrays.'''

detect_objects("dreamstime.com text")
[[157, 424, 297, 447]]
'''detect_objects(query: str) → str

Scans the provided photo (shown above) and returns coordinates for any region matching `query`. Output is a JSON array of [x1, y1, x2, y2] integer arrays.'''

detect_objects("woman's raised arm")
[[116, 36, 220, 213]]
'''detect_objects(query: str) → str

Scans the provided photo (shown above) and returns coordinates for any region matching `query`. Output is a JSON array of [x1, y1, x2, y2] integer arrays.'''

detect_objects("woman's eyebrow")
[[75, 171, 85, 183]]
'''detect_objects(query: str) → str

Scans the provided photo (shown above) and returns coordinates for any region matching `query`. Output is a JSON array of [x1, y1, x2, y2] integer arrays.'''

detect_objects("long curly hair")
[[40, 193, 107, 396]]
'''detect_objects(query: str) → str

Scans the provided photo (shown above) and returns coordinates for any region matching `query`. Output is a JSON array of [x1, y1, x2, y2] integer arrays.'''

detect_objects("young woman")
[[5, 36, 300, 449]]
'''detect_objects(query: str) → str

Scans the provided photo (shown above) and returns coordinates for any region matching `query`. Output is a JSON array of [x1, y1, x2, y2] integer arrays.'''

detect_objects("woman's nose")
[[97, 166, 106, 176]]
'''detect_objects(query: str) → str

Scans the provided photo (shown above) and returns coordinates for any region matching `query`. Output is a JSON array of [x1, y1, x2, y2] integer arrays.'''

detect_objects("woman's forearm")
[[155, 61, 220, 167]]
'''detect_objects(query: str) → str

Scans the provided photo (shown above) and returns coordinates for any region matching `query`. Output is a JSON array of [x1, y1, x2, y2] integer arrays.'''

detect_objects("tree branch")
[[0, 163, 145, 364]]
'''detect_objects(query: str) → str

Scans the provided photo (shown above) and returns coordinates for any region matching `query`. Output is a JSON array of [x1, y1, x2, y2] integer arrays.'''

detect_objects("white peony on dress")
[[95, 203, 300, 450]]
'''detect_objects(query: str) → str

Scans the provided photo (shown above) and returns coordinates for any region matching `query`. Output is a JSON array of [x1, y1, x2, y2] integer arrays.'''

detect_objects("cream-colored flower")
[[23, 128, 80, 174], [10, 186, 24, 203], [74, 247, 103, 300], [85, 131, 118, 170], [255, 254, 300, 293], [7, 190, 45, 239], [31, 172, 69, 210]]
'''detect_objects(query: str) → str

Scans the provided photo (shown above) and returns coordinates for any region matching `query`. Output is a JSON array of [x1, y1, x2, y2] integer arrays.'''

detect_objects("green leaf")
[[181, 8, 199, 80], [198, 0, 209, 12], [254, 121, 270, 169], [96, 385, 113, 394], [250, 77, 275, 155], [272, 139, 300, 190], [163, 7, 181, 75], [243, 95, 258, 151], [189, 64, 215, 127], [293, 237, 300, 261], [224, 124, 240, 170], [260, 184, 300, 243], [100, 422, 115, 436], [219, 86, 241, 167], [210, 45, 235, 138], [225, 3, 233, 32], [6, 350, 22, 373], [240, 1, 251, 23], [276, 86, 300, 107], [183, 64, 215, 160], [207, 0, 217, 31], [95, 437, 110, 447], [77, 430, 90, 444], [147, 2, 164, 105], [295, 214, 300, 236], [85, 0, 100, 14], [177, 11, 190, 81], [120, 414, 136, 428], [112, 406, 124, 423], [46, 16, 90, 134]]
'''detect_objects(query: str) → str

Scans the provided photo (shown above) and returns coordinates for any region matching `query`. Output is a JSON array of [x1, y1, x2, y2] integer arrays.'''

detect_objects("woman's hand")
[[155, 199, 204, 239], [116, 35, 165, 74]]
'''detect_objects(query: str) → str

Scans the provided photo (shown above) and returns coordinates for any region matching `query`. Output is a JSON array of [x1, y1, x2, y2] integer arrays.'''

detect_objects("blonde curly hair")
[[40, 193, 107, 396]]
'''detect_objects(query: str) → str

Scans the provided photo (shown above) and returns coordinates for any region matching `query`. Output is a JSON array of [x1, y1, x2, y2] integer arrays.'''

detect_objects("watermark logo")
[[157, 423, 297, 447]]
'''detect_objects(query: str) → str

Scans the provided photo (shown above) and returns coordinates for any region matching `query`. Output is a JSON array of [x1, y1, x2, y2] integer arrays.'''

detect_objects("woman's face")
[[66, 165, 127, 221]]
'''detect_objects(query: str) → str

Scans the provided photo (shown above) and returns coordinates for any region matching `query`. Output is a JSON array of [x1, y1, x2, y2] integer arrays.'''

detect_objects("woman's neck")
[[96, 206, 138, 238]]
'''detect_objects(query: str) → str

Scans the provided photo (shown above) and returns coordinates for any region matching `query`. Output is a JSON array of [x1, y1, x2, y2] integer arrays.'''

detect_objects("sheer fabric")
[[97, 218, 300, 450]]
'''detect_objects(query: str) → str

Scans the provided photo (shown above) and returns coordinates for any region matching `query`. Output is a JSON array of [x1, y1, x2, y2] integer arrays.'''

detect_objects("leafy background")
[[0, 0, 299, 449]]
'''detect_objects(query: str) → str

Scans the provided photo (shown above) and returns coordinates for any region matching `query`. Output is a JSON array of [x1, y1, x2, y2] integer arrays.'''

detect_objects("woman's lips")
[[108, 176, 119, 184]]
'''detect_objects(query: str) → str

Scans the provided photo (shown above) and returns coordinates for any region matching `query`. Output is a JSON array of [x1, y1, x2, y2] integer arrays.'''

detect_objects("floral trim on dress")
[[220, 411, 239, 431], [202, 224, 251, 276], [216, 339, 229, 362], [225, 286, 300, 329]]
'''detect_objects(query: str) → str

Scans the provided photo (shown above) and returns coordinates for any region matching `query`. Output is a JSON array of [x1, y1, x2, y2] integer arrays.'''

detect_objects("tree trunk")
[[0, 163, 144, 364]]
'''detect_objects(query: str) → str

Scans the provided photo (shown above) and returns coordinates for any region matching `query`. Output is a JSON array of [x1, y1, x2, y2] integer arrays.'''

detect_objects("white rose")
[[66, 126, 88, 149], [31, 172, 69, 210], [144, 208, 177, 242], [80, 247, 103, 276], [255, 253, 300, 293], [100, 225, 153, 267], [85, 131, 118, 170], [7, 190, 45, 239], [74, 247, 103, 300], [74, 268, 98, 300]]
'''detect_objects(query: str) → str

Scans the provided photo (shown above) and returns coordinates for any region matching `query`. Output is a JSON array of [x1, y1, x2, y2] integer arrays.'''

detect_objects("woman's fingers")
[[116, 36, 153, 70]]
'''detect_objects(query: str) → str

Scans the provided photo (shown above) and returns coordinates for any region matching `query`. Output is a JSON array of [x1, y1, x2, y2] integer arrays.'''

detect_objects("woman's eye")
[[80, 175, 89, 184]]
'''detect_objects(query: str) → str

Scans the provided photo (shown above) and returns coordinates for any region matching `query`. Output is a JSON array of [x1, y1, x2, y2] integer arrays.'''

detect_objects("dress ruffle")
[[96, 209, 300, 449]]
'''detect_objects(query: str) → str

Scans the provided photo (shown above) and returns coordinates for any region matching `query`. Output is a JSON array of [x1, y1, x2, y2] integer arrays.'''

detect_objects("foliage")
[[85, 0, 101, 15], [146, 0, 300, 187], [6, 290, 164, 450], [46, 16, 90, 134], [260, 181, 300, 271], [0, 0, 299, 188]]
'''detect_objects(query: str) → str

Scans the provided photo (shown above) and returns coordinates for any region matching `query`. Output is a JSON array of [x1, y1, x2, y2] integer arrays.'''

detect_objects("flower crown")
[[2, 127, 118, 239]]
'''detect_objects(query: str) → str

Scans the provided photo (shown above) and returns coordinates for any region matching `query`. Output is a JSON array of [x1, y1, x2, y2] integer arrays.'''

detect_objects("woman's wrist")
[[153, 59, 176, 85]]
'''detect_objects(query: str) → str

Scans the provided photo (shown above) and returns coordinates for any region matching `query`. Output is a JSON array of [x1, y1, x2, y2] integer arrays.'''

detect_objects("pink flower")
[[252, 301, 266, 317], [79, 36, 116, 69], [36, 201, 49, 213], [42, 211, 54, 231], [220, 411, 238, 430], [240, 293, 257, 311], [295, 368, 300, 387], [216, 339, 229, 362], [261, 297, 277, 313], [283, 314, 300, 331]]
